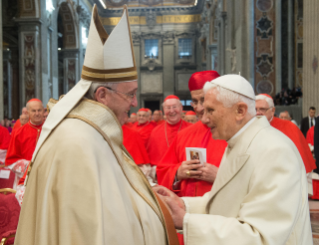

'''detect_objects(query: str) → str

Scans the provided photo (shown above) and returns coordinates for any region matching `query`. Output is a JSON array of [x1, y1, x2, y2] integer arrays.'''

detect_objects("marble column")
[[60, 49, 79, 93], [0, 0, 3, 119], [275, 0, 282, 93], [162, 33, 175, 99], [303, 0, 319, 116], [16, 20, 41, 108], [3, 51, 12, 119], [288, 0, 294, 89]]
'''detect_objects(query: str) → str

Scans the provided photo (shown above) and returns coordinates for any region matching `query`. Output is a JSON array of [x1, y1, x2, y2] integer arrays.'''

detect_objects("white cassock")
[[181, 116, 313, 245], [14, 97, 168, 245]]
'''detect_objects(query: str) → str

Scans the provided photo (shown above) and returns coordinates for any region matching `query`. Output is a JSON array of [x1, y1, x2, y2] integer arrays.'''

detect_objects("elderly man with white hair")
[[154, 74, 312, 245], [255, 94, 316, 177]]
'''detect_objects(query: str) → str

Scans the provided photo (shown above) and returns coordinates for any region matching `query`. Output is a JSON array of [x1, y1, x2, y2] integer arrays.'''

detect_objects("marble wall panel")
[[176, 72, 192, 92], [141, 72, 163, 94]]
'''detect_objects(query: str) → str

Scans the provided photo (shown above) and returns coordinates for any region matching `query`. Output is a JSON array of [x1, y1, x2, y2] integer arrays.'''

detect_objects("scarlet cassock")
[[131, 108, 156, 146], [0, 125, 11, 164], [5, 98, 43, 189], [12, 119, 21, 133], [147, 95, 191, 166], [157, 71, 228, 197], [259, 94, 316, 173]]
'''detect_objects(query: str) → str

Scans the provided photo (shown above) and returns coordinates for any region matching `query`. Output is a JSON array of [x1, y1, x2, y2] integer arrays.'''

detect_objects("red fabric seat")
[[0, 191, 20, 245], [0, 168, 15, 189]]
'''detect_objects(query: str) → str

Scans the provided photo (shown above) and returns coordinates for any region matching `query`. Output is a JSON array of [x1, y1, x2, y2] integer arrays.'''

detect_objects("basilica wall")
[[303, 0, 319, 117]]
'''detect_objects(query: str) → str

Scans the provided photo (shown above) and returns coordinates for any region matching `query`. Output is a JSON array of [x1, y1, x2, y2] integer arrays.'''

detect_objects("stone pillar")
[[303, 0, 319, 116], [0, 0, 3, 119], [16, 20, 41, 108], [3, 50, 11, 118], [132, 33, 141, 112], [275, 0, 282, 93], [162, 32, 175, 98], [60, 49, 79, 93], [288, 0, 294, 89]]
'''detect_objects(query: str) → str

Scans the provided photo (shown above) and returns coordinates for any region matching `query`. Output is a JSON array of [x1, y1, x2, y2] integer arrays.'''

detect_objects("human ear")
[[236, 102, 248, 119], [95, 87, 109, 106]]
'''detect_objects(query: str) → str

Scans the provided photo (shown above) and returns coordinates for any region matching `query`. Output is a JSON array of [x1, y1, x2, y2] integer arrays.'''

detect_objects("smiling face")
[[163, 99, 183, 125], [95, 81, 138, 125], [137, 111, 149, 125]]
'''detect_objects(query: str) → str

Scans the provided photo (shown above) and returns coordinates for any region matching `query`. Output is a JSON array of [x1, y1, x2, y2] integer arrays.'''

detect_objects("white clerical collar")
[[228, 117, 256, 142]]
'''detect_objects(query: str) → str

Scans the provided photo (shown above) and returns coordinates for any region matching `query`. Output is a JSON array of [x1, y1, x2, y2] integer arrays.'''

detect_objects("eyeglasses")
[[256, 107, 272, 113], [164, 105, 179, 110], [190, 99, 204, 107], [105, 87, 137, 101]]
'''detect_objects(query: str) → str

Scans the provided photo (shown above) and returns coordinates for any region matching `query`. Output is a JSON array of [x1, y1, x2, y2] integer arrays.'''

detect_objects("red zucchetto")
[[186, 111, 196, 116], [164, 95, 180, 102], [27, 98, 42, 103], [138, 108, 149, 112], [259, 93, 273, 99], [188, 70, 220, 91]]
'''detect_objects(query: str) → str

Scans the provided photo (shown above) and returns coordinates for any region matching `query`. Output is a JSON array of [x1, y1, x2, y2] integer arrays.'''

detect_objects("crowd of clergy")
[[0, 70, 318, 243], [0, 4, 318, 243]]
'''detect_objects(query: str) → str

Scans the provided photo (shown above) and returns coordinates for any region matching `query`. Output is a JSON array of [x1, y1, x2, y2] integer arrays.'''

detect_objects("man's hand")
[[195, 163, 218, 183], [177, 160, 202, 180], [153, 185, 186, 229]]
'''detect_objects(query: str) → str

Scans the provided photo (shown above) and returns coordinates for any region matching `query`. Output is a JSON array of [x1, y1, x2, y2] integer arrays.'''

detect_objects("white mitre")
[[203, 74, 255, 100], [26, 5, 136, 179], [82, 5, 137, 82]]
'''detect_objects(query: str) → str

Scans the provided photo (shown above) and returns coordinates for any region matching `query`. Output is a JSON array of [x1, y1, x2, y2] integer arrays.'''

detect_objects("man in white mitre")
[[14, 5, 178, 245], [154, 75, 312, 245]]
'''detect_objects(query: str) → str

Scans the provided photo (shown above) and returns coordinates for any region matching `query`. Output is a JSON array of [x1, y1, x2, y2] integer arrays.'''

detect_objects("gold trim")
[[0, 188, 16, 194], [66, 115, 165, 224], [81, 69, 137, 79], [101, 14, 201, 26]]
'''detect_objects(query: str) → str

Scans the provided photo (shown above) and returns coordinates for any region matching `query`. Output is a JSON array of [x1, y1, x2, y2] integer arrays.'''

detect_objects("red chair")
[[0, 189, 20, 245], [0, 168, 15, 189]]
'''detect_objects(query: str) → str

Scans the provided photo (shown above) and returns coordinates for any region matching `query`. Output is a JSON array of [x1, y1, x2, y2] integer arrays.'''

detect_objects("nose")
[[202, 110, 209, 125], [255, 110, 263, 116], [131, 97, 138, 107], [197, 103, 204, 113]]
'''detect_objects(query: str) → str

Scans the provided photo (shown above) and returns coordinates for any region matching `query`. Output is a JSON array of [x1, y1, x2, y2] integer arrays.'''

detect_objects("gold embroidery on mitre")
[[81, 69, 137, 79]]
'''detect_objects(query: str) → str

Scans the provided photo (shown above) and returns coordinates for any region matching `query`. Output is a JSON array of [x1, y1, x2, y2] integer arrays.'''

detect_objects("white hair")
[[255, 95, 274, 108], [162, 99, 182, 107], [204, 84, 256, 116]]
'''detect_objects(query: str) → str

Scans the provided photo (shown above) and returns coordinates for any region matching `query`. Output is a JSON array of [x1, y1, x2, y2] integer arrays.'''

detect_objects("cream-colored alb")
[[182, 117, 313, 245]]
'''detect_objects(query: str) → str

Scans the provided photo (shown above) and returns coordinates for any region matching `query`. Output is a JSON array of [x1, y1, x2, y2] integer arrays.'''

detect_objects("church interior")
[[1, 0, 319, 244]]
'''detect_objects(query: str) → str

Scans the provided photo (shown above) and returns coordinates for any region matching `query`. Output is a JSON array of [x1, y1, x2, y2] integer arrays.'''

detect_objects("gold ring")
[[186, 170, 190, 177]]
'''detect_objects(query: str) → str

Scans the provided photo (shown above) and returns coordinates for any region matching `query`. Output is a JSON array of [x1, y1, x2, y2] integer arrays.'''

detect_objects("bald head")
[[22, 107, 28, 115], [20, 114, 29, 126], [26, 100, 44, 125]]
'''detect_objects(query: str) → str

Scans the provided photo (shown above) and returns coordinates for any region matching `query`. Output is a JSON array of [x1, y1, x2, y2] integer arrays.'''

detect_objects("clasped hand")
[[177, 160, 218, 183], [153, 185, 186, 229]]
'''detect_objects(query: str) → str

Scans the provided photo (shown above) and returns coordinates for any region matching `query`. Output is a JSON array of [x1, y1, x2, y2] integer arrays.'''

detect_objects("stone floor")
[[309, 199, 319, 244]]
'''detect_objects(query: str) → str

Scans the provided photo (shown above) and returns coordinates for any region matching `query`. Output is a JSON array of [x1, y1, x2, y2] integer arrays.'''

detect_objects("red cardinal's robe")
[[122, 125, 150, 165], [11, 119, 21, 133], [153, 120, 165, 126], [270, 117, 316, 173], [157, 121, 227, 197], [5, 121, 43, 166], [147, 120, 191, 166], [131, 122, 156, 147], [0, 125, 11, 150], [307, 126, 315, 147]]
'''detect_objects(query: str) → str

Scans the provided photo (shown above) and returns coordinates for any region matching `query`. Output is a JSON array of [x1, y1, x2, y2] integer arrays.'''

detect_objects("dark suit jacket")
[[300, 116, 316, 138], [314, 117, 319, 174]]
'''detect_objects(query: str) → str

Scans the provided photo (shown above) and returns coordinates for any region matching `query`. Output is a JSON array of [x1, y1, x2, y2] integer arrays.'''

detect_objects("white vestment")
[[182, 116, 313, 245], [14, 98, 168, 245]]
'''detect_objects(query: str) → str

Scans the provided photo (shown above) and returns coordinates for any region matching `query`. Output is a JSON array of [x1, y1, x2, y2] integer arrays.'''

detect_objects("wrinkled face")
[[279, 112, 290, 120], [130, 114, 137, 123], [153, 111, 162, 121], [185, 115, 197, 124], [20, 115, 29, 126], [202, 89, 237, 140], [309, 109, 316, 118], [255, 100, 274, 122], [137, 111, 149, 125], [105, 81, 138, 125], [28, 101, 44, 125], [43, 108, 48, 120], [163, 99, 183, 125], [190, 89, 205, 120]]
